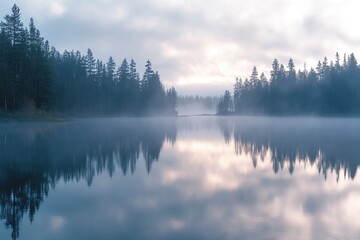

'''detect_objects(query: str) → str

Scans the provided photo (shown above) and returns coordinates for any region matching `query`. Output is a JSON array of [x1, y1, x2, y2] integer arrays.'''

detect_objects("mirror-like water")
[[0, 116, 360, 240]]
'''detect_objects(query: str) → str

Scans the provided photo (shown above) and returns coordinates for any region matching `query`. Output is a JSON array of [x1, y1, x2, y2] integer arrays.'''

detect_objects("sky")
[[1, 0, 360, 95]]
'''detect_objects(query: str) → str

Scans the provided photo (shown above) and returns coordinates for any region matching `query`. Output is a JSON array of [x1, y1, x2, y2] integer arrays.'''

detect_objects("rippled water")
[[0, 116, 360, 240]]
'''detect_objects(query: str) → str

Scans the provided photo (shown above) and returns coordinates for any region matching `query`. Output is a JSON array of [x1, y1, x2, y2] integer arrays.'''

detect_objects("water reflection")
[[0, 116, 360, 239], [0, 118, 176, 239], [217, 117, 360, 180]]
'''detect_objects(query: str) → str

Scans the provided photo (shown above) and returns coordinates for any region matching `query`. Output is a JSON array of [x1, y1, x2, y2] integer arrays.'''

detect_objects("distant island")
[[217, 54, 360, 116], [0, 4, 177, 118]]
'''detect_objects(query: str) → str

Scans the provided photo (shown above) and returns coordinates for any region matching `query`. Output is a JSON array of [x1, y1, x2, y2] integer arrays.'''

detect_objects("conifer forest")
[[0, 4, 177, 115]]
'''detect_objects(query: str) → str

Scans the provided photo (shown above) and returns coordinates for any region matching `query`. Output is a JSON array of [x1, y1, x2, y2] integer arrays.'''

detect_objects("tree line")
[[218, 53, 360, 116], [0, 4, 177, 115]]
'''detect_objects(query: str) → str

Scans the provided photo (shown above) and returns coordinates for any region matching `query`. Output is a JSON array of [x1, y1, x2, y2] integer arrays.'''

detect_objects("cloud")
[[49, 1, 66, 16], [1, 0, 360, 95]]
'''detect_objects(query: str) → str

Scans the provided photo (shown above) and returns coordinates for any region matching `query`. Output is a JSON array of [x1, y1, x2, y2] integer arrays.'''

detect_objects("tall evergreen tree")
[[85, 49, 96, 78], [224, 53, 360, 116], [0, 5, 177, 115], [166, 87, 177, 113], [128, 59, 140, 110], [287, 58, 296, 83], [1, 4, 25, 109], [0, 29, 11, 110], [217, 90, 232, 114], [106, 56, 116, 81]]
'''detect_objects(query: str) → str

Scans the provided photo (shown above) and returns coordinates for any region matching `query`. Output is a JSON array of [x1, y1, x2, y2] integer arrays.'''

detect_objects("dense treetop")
[[0, 4, 177, 115], [218, 53, 360, 116]]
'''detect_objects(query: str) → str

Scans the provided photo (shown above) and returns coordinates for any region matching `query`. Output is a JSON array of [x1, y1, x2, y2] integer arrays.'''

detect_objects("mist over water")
[[177, 103, 216, 115], [2, 3, 360, 240], [0, 116, 360, 240]]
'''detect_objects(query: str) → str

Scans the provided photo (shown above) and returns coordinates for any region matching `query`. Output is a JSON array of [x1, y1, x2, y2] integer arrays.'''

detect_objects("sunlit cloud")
[[49, 1, 66, 16]]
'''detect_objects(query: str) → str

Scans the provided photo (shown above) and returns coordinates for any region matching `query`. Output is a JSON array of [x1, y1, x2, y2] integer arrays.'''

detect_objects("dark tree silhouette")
[[0, 5, 177, 116], [166, 87, 178, 114], [217, 90, 232, 114], [219, 53, 360, 116]]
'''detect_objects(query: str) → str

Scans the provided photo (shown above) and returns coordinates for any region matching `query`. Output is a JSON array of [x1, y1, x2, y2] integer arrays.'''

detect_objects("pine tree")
[[85, 49, 96, 78], [117, 58, 130, 111], [28, 18, 51, 109], [166, 87, 177, 113], [217, 90, 232, 114], [270, 58, 279, 84], [147, 71, 166, 110], [0, 30, 11, 110], [140, 60, 154, 110], [347, 53, 357, 72], [129, 59, 140, 110], [250, 66, 259, 89], [287, 58, 296, 82], [322, 57, 330, 78], [142, 59, 153, 91], [233, 77, 243, 113], [1, 4, 23, 46], [316, 60, 322, 80], [260, 73, 268, 87], [106, 56, 116, 81], [118, 58, 130, 85], [335, 52, 341, 72], [1, 4, 25, 109]]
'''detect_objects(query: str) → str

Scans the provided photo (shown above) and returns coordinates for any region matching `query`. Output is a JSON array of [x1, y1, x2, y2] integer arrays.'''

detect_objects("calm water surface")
[[0, 116, 360, 240]]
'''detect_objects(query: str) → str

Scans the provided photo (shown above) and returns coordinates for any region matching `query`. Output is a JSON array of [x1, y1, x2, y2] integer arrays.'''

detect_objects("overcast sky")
[[1, 0, 360, 95]]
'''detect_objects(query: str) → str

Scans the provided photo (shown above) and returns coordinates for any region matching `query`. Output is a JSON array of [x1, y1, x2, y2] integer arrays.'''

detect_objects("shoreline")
[[0, 110, 179, 122], [2, 111, 360, 123]]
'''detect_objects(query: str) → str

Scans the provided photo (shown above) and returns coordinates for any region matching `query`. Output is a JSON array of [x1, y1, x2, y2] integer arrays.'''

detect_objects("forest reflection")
[[217, 117, 360, 181], [1, 117, 360, 239], [0, 118, 176, 239]]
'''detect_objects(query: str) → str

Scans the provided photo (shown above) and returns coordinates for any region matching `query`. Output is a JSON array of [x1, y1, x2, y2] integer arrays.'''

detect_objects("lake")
[[0, 116, 360, 240]]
